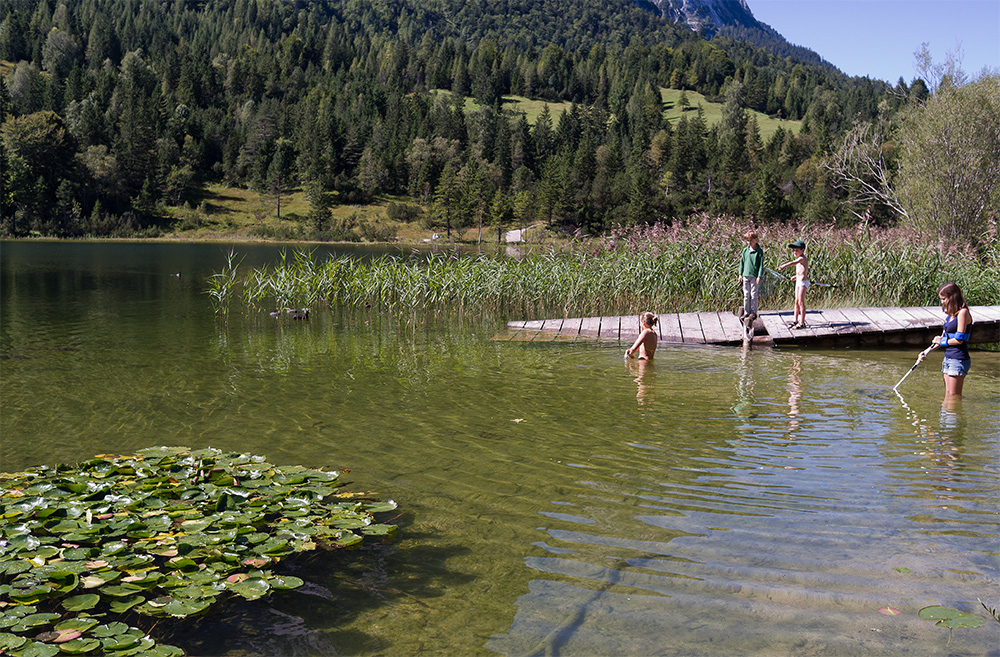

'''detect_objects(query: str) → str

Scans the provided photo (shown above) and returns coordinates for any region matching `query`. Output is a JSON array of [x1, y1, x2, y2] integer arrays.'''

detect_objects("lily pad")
[[15, 612, 61, 629], [268, 575, 304, 590], [62, 594, 100, 612], [0, 560, 33, 576], [1, 447, 397, 657], [54, 618, 100, 633], [21, 642, 61, 657], [54, 636, 101, 653], [107, 595, 145, 614], [99, 634, 140, 651], [141, 644, 185, 657], [161, 597, 212, 617], [9, 584, 56, 604], [90, 622, 130, 638], [918, 605, 984, 629], [227, 577, 270, 601], [50, 629, 82, 643], [0, 633, 29, 651]]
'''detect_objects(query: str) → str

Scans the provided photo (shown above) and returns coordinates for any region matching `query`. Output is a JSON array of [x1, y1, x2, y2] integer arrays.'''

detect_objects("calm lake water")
[[2, 240, 998, 656]]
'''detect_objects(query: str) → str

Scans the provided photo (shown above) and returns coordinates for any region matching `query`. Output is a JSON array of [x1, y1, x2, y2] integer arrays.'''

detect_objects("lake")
[[1, 240, 998, 656]]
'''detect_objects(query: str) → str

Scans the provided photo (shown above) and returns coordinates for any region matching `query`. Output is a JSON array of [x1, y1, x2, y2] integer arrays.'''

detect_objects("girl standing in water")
[[918, 281, 973, 396], [625, 312, 658, 360]]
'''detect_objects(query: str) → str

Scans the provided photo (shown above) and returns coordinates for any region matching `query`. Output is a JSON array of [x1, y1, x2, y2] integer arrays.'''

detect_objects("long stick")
[[766, 267, 838, 288], [892, 360, 920, 391]]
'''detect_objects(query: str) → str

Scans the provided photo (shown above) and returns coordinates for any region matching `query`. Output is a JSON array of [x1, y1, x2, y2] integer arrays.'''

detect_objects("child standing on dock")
[[625, 312, 658, 360], [778, 240, 809, 329], [738, 230, 765, 320]]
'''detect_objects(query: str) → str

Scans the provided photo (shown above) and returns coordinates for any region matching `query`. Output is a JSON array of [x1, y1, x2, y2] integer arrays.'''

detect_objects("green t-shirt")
[[740, 244, 764, 277]]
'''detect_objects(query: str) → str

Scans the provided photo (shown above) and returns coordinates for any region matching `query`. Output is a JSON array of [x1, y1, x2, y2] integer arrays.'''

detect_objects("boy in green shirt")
[[738, 230, 764, 319]]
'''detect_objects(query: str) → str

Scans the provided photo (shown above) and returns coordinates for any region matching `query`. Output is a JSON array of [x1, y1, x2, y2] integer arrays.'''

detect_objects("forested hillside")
[[0, 0, 916, 239]]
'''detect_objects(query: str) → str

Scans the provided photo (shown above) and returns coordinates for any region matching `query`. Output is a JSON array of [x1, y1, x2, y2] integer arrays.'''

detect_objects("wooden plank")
[[899, 306, 942, 324], [786, 318, 821, 340], [797, 308, 841, 332], [659, 313, 683, 342], [619, 316, 640, 343], [970, 305, 1000, 321], [885, 309, 935, 346], [718, 312, 747, 343], [759, 310, 796, 341], [855, 307, 911, 345], [698, 312, 729, 344], [856, 307, 907, 331], [892, 308, 942, 345], [814, 308, 860, 334], [620, 314, 640, 339], [509, 305, 1000, 349], [796, 308, 841, 338], [806, 308, 862, 347], [882, 307, 927, 328], [599, 316, 623, 340], [540, 317, 564, 332], [836, 308, 877, 335], [579, 316, 602, 337], [561, 317, 583, 335], [920, 306, 944, 318], [678, 312, 705, 343]]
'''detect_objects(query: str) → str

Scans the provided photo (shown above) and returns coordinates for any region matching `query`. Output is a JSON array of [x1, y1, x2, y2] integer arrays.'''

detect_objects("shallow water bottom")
[[2, 241, 998, 656]]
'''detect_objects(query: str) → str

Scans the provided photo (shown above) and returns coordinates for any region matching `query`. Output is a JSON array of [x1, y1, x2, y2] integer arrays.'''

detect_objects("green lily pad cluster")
[[918, 605, 984, 630], [0, 446, 397, 656], [918, 605, 985, 647]]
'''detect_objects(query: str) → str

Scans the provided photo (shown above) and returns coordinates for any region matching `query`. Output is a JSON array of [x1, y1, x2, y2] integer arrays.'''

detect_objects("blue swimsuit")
[[940, 308, 971, 377], [942, 310, 971, 360]]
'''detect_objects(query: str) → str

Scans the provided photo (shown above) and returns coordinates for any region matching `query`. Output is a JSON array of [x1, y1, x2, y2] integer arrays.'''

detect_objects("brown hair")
[[743, 229, 758, 241], [937, 281, 965, 315], [640, 312, 658, 327]]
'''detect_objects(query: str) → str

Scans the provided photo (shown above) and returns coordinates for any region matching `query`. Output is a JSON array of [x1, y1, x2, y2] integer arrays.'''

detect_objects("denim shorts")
[[942, 357, 971, 377]]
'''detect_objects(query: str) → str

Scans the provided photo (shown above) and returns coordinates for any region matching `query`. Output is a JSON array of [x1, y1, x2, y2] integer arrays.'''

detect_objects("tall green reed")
[[210, 218, 1000, 319], [205, 250, 242, 315]]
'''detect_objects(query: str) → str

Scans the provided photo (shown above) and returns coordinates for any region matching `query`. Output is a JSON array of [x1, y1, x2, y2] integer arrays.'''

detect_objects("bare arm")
[[625, 329, 651, 358], [957, 307, 972, 334], [918, 308, 972, 361]]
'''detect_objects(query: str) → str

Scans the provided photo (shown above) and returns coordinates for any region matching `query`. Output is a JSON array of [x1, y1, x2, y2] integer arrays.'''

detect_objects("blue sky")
[[747, 0, 1000, 84]]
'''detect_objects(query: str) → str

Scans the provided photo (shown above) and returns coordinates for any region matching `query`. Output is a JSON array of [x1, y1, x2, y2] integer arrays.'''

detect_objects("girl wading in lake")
[[625, 312, 658, 361], [917, 281, 973, 397]]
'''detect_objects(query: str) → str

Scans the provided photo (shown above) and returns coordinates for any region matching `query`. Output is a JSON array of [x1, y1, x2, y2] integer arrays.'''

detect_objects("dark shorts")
[[942, 357, 970, 377]]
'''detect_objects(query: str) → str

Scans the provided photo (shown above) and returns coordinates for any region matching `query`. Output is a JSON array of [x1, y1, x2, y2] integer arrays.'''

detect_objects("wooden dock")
[[498, 305, 1000, 348]]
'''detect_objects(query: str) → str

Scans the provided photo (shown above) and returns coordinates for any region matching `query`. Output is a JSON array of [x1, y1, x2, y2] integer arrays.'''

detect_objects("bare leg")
[[943, 374, 965, 397], [795, 286, 807, 325]]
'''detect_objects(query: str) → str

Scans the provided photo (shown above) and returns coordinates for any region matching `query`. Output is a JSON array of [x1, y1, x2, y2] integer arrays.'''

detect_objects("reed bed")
[[210, 216, 1000, 320]]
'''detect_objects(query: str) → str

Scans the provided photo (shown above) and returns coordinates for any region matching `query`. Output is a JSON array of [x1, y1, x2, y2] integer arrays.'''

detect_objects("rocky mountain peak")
[[652, 0, 759, 36]]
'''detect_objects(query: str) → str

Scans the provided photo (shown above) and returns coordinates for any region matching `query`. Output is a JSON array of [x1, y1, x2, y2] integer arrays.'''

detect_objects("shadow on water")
[[159, 522, 476, 656]]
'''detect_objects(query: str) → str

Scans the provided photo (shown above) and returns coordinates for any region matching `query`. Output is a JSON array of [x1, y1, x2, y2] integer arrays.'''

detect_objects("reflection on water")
[[731, 347, 757, 418], [626, 358, 654, 406], [786, 353, 802, 438], [2, 241, 999, 656]]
